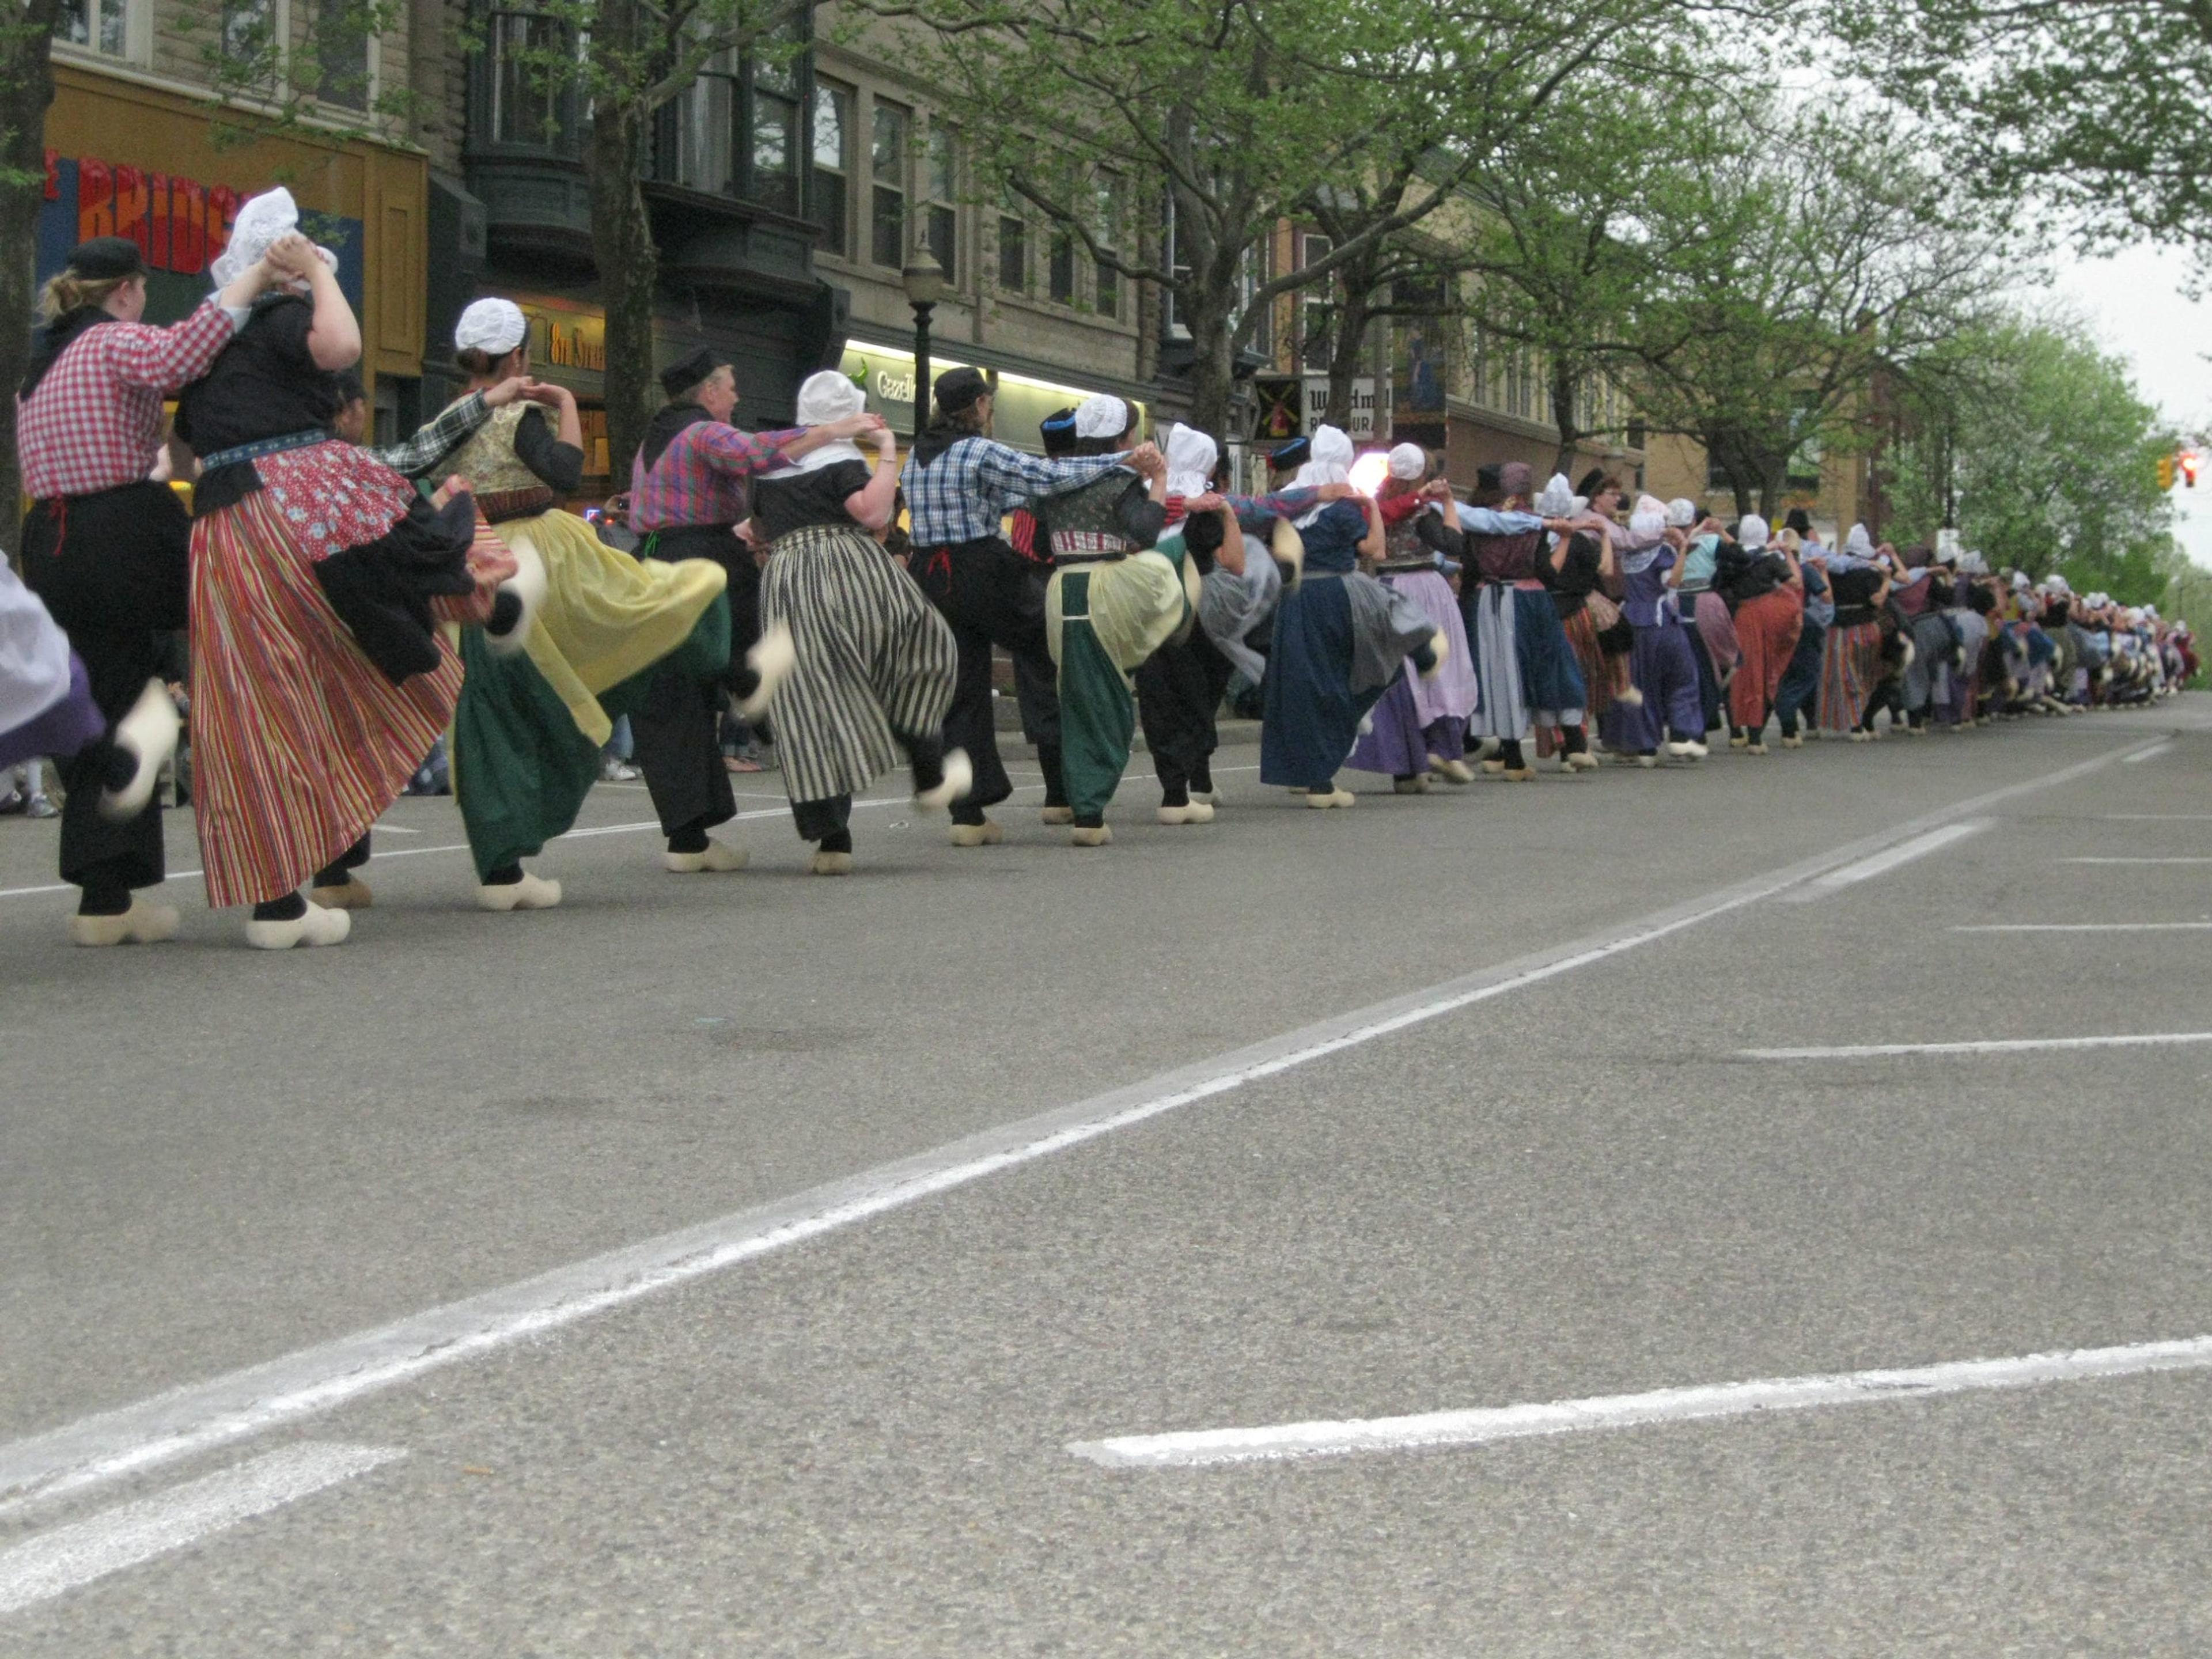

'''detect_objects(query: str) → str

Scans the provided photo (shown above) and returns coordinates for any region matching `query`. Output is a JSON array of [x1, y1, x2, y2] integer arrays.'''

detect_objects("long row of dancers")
[[7, 203, 2197, 947]]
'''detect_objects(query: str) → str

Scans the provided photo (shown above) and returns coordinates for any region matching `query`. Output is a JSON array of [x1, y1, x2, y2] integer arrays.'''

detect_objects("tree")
[[886, 0, 1677, 435], [1881, 316, 2177, 597], [0, 0, 68, 559], [476, 0, 819, 480], [1629, 107, 2002, 517], [1835, 0, 2212, 273], [1454, 70, 1740, 474]]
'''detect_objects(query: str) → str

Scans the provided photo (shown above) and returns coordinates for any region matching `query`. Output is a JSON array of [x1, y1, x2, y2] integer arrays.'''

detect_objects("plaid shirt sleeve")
[[371, 392, 489, 478], [105, 301, 239, 395], [698, 423, 801, 477], [1225, 487, 1316, 519], [972, 444, 1128, 513]]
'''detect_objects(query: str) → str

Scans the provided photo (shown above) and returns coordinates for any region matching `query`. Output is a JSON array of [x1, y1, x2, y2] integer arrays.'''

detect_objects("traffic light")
[[2183, 451, 2203, 488], [2160, 454, 2176, 490]]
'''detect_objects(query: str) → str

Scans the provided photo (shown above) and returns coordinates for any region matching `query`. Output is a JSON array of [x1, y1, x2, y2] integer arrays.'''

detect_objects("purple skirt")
[[0, 652, 104, 772]]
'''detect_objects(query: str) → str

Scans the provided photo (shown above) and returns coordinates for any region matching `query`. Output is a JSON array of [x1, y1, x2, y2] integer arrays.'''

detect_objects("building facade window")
[[870, 100, 908, 268], [669, 52, 738, 194], [61, 0, 133, 59], [997, 194, 1027, 294], [812, 80, 852, 257], [484, 12, 572, 149], [1091, 173, 1122, 319], [749, 47, 801, 216], [316, 0, 373, 109], [220, 0, 278, 67], [924, 126, 957, 285], [1048, 229, 1075, 305], [1298, 233, 1332, 372]]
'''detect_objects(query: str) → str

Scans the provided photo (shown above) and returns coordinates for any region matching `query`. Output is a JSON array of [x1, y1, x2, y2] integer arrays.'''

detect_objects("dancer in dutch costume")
[[172, 191, 517, 948], [431, 299, 731, 909], [749, 369, 967, 873], [13, 234, 283, 944], [1031, 395, 1183, 846], [1346, 444, 1478, 792], [1258, 426, 1442, 806]]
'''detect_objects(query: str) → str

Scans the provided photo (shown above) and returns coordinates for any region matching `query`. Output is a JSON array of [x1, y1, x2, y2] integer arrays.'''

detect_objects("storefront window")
[[870, 101, 908, 268], [812, 81, 852, 257]]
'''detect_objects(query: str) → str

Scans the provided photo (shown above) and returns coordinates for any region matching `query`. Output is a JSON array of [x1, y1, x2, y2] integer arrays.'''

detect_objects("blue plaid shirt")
[[902, 438, 1128, 547]]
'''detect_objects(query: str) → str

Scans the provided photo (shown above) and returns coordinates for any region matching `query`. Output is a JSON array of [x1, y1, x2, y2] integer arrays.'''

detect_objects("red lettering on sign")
[[206, 184, 239, 263], [170, 179, 206, 275], [111, 164, 147, 255], [77, 158, 112, 240], [44, 150, 57, 202], [146, 173, 171, 270]]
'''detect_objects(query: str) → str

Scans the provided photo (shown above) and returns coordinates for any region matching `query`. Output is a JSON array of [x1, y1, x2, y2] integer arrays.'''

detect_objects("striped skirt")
[[190, 485, 503, 908], [1817, 619, 1884, 732], [759, 522, 959, 806]]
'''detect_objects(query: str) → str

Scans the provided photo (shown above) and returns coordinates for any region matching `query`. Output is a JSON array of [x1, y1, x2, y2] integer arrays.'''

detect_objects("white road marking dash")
[[1067, 1336, 2212, 1468], [1740, 1032, 2212, 1060], [0, 1444, 402, 1615]]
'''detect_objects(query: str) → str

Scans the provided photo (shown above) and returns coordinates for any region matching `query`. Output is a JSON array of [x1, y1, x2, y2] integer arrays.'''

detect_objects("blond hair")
[[38, 270, 132, 323]]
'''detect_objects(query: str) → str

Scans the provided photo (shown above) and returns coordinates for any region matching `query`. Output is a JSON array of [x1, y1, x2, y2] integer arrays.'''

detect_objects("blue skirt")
[[1260, 577, 1385, 789]]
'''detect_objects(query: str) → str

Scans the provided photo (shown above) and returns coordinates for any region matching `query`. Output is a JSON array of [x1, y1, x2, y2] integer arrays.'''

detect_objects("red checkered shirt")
[[628, 421, 804, 532], [17, 300, 239, 499]]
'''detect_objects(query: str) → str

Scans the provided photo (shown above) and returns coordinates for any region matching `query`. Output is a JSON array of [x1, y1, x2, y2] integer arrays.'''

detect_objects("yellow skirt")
[[489, 509, 728, 745]]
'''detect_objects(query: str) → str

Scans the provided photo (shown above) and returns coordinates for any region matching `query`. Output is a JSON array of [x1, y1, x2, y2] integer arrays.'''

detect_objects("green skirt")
[[452, 594, 730, 880]]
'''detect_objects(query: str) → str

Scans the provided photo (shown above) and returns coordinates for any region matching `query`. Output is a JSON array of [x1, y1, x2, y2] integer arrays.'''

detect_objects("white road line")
[[372, 824, 422, 835], [2121, 741, 2175, 763], [1782, 820, 1990, 900], [1740, 1032, 2212, 1060], [0, 1444, 402, 1616], [1066, 1336, 2212, 1469], [0, 736, 2158, 1514], [1954, 922, 2212, 933], [2100, 814, 2212, 821], [2061, 857, 2212, 865]]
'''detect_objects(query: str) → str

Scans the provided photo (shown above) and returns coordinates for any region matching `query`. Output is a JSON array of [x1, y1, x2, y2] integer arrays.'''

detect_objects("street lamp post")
[[901, 246, 949, 446]]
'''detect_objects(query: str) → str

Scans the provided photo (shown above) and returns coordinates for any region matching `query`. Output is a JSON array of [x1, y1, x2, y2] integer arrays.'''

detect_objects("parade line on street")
[[0, 735, 2171, 1522]]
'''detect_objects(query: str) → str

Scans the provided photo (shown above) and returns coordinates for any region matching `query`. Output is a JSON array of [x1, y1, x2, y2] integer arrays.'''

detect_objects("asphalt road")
[[2, 697, 2208, 1654]]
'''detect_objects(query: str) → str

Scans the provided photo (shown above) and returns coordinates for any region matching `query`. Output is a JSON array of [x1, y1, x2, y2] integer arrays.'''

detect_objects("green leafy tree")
[[885, 0, 1679, 436], [1456, 70, 1742, 474], [0, 0, 65, 558], [1883, 317, 2177, 599], [1835, 0, 2212, 270], [1630, 107, 2001, 516]]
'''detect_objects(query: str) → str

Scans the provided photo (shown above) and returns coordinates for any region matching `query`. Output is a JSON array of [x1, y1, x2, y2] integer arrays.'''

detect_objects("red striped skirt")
[[1817, 619, 1883, 733], [190, 470, 505, 908]]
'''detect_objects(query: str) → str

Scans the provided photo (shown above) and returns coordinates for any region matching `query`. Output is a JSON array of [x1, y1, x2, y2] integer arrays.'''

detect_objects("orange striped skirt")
[[189, 486, 504, 908]]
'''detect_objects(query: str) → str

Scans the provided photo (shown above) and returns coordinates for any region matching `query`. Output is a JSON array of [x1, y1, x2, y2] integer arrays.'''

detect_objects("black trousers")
[[20, 483, 191, 899], [911, 538, 1061, 813], [1135, 631, 1231, 796], [632, 525, 753, 837]]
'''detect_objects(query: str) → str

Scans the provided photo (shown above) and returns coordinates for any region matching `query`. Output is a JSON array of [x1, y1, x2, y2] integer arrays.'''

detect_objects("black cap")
[[1039, 404, 1078, 457], [1269, 435, 1310, 471], [1785, 507, 1812, 535], [659, 347, 726, 397], [67, 236, 148, 282], [1476, 463, 1504, 494], [934, 365, 990, 415]]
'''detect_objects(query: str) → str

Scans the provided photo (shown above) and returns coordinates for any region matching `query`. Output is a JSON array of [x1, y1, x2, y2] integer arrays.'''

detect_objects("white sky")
[[2047, 242, 2212, 570]]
